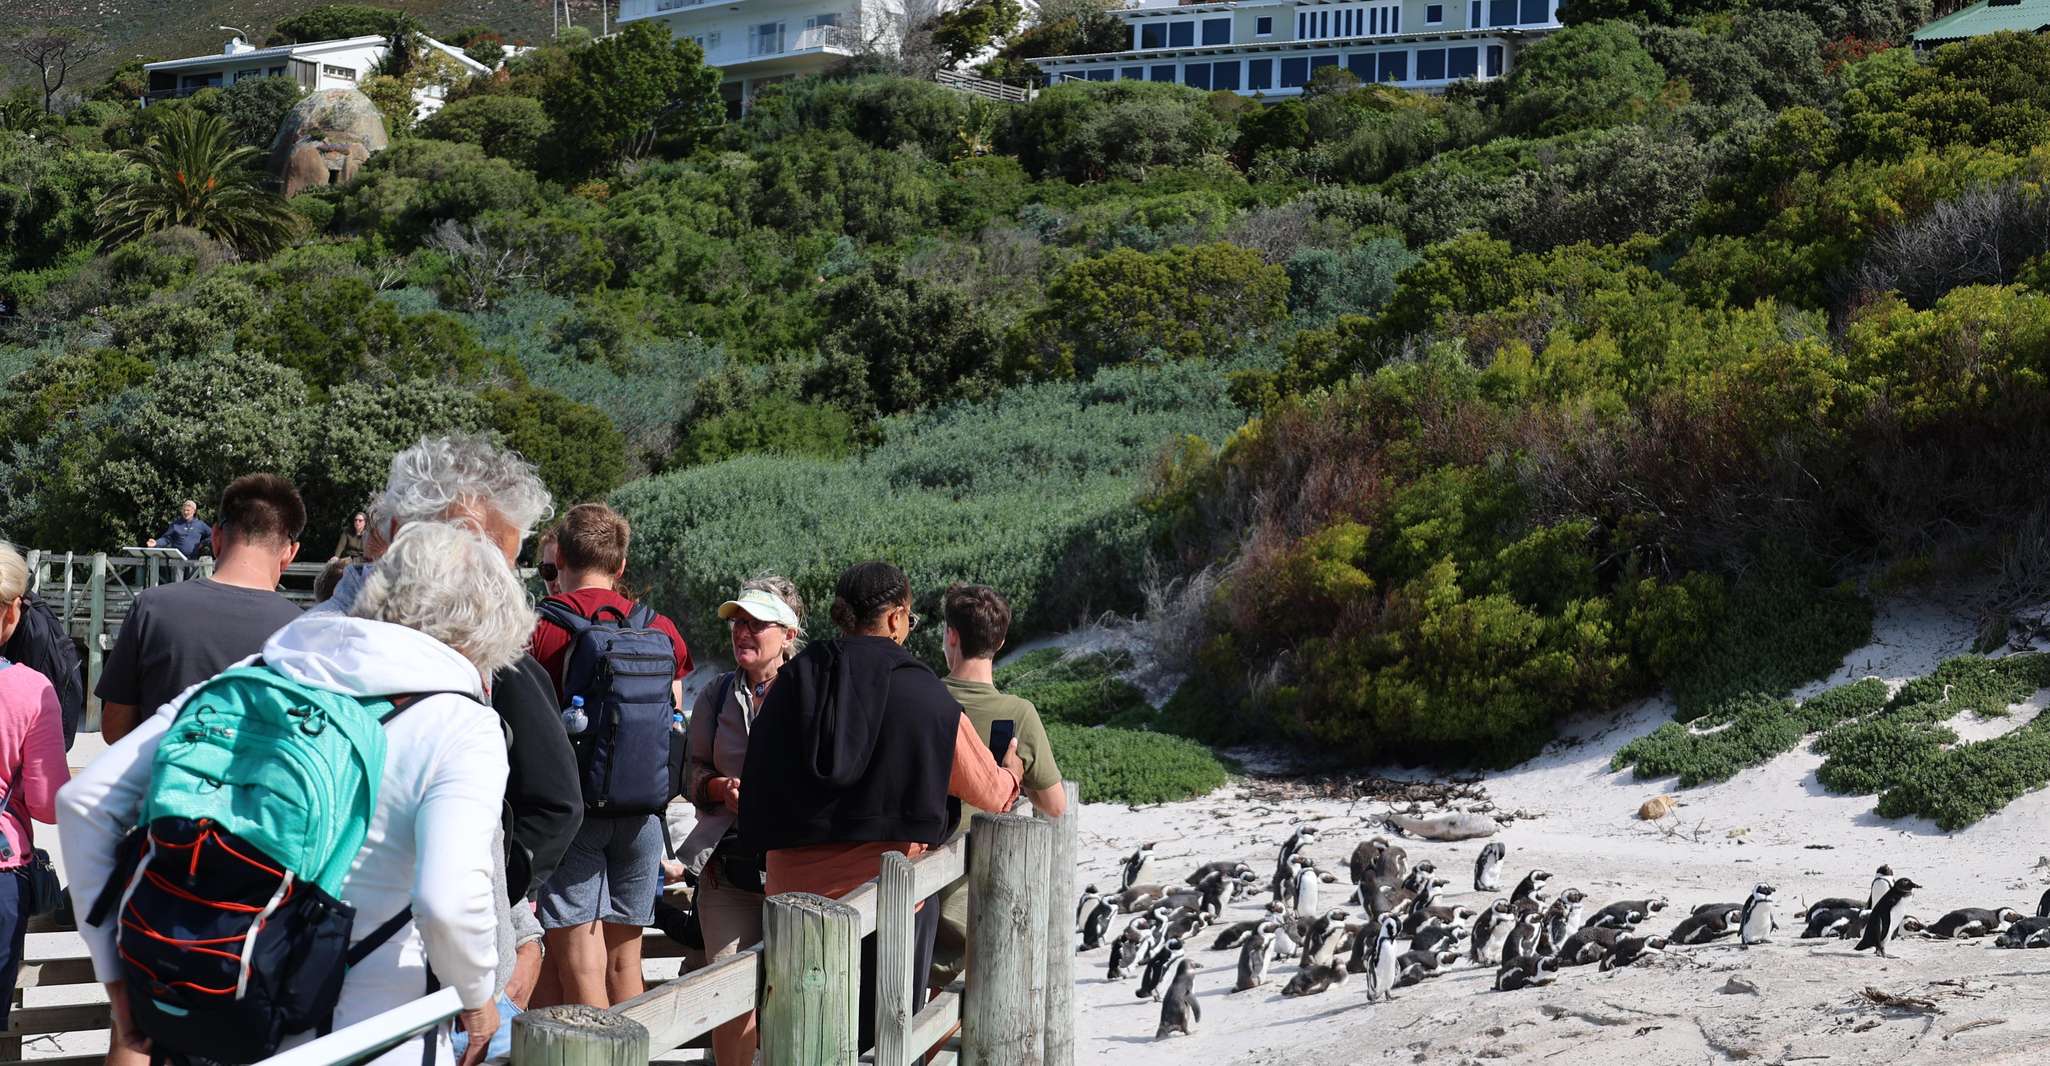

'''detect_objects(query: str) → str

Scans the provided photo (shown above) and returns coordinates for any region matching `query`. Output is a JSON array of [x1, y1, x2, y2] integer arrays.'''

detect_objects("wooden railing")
[[933, 70, 1036, 103]]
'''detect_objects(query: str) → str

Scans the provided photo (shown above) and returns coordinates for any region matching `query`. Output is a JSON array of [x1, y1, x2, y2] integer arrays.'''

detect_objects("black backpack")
[[537, 598, 679, 817], [3, 592, 83, 749]]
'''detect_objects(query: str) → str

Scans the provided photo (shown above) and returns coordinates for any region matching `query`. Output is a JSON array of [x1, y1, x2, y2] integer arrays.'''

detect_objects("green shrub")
[[1792, 677, 1890, 731], [1876, 718, 2050, 829], [994, 649, 1151, 727], [1001, 81, 1232, 182], [1814, 717, 1955, 795], [1043, 721, 1228, 805], [1665, 555, 1873, 721], [1611, 694, 1808, 787], [418, 95, 554, 169], [1026, 243, 1288, 376]]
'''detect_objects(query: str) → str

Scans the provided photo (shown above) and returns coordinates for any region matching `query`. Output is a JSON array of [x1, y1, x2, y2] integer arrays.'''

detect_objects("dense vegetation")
[[997, 648, 1230, 804], [9, 1, 2050, 779]]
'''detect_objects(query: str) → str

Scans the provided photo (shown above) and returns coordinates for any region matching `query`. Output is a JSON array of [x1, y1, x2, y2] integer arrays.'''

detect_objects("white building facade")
[[615, 0, 904, 109], [1035, 0, 1563, 98], [142, 35, 491, 117]]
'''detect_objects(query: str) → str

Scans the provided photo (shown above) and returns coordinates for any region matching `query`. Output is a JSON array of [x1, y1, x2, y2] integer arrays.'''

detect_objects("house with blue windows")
[[1033, 0, 1564, 98]]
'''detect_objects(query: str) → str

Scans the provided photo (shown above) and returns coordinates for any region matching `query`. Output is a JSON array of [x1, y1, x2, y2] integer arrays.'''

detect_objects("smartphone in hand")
[[987, 719, 1016, 761]]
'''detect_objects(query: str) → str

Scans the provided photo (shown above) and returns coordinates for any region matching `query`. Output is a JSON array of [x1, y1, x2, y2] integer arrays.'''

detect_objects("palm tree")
[[96, 107, 301, 257]]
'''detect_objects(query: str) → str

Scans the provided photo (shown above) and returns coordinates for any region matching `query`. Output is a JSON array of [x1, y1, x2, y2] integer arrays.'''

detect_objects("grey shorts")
[[537, 814, 662, 929]]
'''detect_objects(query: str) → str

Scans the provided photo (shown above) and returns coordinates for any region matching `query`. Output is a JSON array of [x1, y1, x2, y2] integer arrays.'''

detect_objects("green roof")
[[1914, 0, 2050, 44]]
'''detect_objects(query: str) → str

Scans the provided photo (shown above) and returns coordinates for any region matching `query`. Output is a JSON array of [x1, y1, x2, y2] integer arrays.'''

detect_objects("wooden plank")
[[16, 957, 98, 988], [841, 878, 879, 938], [613, 947, 761, 1055], [759, 893, 859, 1066], [874, 852, 917, 1066], [961, 814, 1052, 1066], [906, 990, 960, 1057], [6, 1001, 112, 1036], [911, 838, 967, 899], [1040, 783, 1079, 1066]]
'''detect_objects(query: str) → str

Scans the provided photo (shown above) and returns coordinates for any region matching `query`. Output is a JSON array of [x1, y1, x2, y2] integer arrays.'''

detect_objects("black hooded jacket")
[[738, 635, 960, 853]]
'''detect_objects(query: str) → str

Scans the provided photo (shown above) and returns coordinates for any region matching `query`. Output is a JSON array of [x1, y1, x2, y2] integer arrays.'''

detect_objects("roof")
[[1913, 0, 2050, 44], [144, 35, 388, 71]]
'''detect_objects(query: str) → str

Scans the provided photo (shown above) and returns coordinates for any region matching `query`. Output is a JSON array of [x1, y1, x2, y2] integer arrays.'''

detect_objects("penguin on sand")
[[1740, 884, 1777, 946], [1474, 842, 1506, 892], [1155, 958, 1200, 1039], [1077, 885, 1102, 932], [1122, 843, 1157, 891], [1136, 937, 1186, 1000], [1869, 865, 1895, 908], [1280, 962, 1349, 997], [1589, 898, 1666, 930], [1502, 910, 1544, 966], [1108, 921, 1148, 979], [2037, 886, 2050, 918], [1362, 914, 1401, 1003], [1599, 934, 1667, 971], [1929, 907, 2023, 939], [1494, 954, 1560, 992], [1856, 877, 1923, 958], [1510, 869, 1553, 907], [1670, 906, 1740, 945], [1080, 897, 1115, 950], [1801, 906, 1863, 940], [1273, 825, 1319, 897], [1996, 915, 2050, 948], [1235, 921, 1280, 992], [1471, 900, 1514, 965], [1556, 925, 1622, 966]]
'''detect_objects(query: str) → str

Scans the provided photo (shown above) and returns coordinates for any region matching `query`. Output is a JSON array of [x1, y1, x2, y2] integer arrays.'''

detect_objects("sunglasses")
[[537, 562, 558, 582], [906, 610, 922, 634]]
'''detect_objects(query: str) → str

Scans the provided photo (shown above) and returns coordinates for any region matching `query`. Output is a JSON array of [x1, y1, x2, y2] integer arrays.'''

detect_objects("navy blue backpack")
[[537, 599, 679, 816]]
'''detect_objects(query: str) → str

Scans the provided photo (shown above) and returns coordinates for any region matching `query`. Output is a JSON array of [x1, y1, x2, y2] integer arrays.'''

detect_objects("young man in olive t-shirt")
[[931, 583, 1066, 987]]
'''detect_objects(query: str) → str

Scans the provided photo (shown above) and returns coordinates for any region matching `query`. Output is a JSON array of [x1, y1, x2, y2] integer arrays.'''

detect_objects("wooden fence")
[[14, 787, 1078, 1066]]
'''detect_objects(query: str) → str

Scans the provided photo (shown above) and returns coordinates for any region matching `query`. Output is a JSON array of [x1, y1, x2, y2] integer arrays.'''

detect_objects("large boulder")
[[267, 89, 389, 197]]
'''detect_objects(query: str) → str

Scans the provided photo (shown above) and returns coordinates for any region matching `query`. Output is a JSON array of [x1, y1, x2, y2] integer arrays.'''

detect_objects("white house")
[[1033, 0, 1563, 98], [615, 0, 903, 110], [142, 34, 492, 117]]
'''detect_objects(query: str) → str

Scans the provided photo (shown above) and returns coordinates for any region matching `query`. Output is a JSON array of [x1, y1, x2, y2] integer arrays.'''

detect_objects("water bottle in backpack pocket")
[[537, 599, 679, 816]]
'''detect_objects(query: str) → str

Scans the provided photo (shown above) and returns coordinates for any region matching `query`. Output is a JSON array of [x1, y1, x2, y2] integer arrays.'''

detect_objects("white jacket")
[[58, 614, 507, 1066]]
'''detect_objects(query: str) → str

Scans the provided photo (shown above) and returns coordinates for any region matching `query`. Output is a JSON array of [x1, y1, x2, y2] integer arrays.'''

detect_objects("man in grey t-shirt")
[[97, 475, 306, 742]]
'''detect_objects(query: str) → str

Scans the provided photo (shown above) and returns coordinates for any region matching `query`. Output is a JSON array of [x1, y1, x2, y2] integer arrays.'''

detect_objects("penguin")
[[1122, 842, 1157, 891], [1392, 949, 1459, 988], [1599, 934, 1667, 971], [1272, 825, 1319, 897], [1080, 898, 1115, 951], [1211, 913, 1276, 951], [1995, 915, 2050, 948], [1270, 916, 1303, 961], [1537, 899, 1573, 956], [1411, 923, 1467, 955], [1186, 860, 1251, 886], [1470, 899, 1513, 965], [1502, 910, 1544, 966], [1291, 860, 1322, 917], [1394, 948, 1450, 974], [1280, 962, 1349, 997], [1112, 884, 1167, 913], [1856, 878, 1921, 958], [1669, 907, 1739, 945], [1193, 870, 1230, 919], [1494, 954, 1560, 992], [1401, 877, 1443, 935], [1557, 925, 1621, 966], [1348, 839, 1385, 888], [1108, 925, 1146, 980], [2037, 886, 2050, 919], [1800, 906, 1863, 939], [1692, 901, 1746, 917], [1154, 957, 1200, 1039], [1929, 907, 2023, 939], [1510, 869, 1553, 906], [1473, 842, 1506, 892], [1302, 909, 1353, 967], [1361, 914, 1400, 1004], [1234, 920, 1279, 992], [1426, 903, 1478, 927], [1162, 907, 1211, 943], [1135, 937, 1186, 1000], [1076, 885, 1103, 932], [1802, 896, 1863, 919], [1869, 865, 1894, 909], [1376, 842, 1410, 884], [1739, 884, 1776, 946], [1589, 898, 1666, 930]]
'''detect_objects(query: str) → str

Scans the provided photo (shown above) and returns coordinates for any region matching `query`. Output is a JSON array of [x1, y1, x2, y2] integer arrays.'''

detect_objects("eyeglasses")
[[730, 616, 782, 633], [906, 611, 922, 634], [537, 562, 558, 582]]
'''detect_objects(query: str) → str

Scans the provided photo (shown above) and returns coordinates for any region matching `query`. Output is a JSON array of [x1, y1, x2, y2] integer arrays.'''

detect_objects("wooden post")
[[875, 851, 918, 1066], [24, 550, 38, 595], [962, 812, 1052, 1066], [759, 892, 860, 1066], [1038, 783, 1079, 1066], [86, 553, 106, 733], [511, 1003, 649, 1066]]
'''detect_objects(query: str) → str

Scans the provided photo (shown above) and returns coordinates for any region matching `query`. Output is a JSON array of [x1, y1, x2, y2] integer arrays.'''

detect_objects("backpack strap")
[[625, 602, 658, 630], [346, 903, 415, 967], [535, 599, 595, 638]]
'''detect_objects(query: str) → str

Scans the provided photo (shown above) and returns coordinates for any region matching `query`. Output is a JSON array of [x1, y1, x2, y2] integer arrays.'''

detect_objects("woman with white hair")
[[60, 522, 526, 1066], [0, 542, 69, 1030]]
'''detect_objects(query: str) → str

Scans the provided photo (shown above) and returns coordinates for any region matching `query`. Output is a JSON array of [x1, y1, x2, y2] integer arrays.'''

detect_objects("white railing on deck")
[[255, 988, 464, 1066]]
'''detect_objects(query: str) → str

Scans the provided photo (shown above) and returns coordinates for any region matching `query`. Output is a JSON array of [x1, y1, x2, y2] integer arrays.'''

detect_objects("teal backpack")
[[87, 665, 463, 1065]]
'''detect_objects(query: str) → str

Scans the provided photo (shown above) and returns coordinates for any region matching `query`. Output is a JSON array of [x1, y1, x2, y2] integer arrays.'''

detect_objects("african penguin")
[[1599, 934, 1666, 971], [1080, 898, 1115, 951], [2037, 886, 2050, 919], [1494, 953, 1560, 992], [1502, 910, 1544, 966], [1740, 884, 1776, 946], [1292, 860, 1322, 917], [1471, 900, 1514, 965], [1473, 842, 1506, 892], [1929, 907, 2022, 939], [1186, 860, 1250, 886], [1510, 869, 1553, 906], [1996, 915, 2050, 948], [1076, 885, 1102, 932], [1303, 909, 1353, 967], [1280, 962, 1348, 997], [1155, 958, 1200, 1039], [1869, 865, 1894, 909], [1362, 914, 1401, 1004], [1556, 925, 1621, 966], [1194, 871, 1230, 919], [1211, 917, 1269, 952], [1272, 825, 1319, 897], [1112, 884, 1167, 913], [1589, 898, 1665, 930], [1135, 937, 1186, 1000], [1121, 842, 1157, 891], [1235, 920, 1279, 992], [1801, 906, 1863, 939], [1669, 907, 1739, 945], [1107, 925, 1145, 980], [1537, 899, 1572, 956], [1411, 922, 1467, 955], [1856, 878, 1921, 958]]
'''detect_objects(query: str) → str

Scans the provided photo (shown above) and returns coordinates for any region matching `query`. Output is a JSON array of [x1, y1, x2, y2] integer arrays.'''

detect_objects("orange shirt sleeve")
[[948, 712, 1020, 814]]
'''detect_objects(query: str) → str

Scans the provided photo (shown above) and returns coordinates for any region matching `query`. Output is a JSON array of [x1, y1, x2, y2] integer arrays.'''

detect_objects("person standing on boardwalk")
[[739, 561, 1023, 1050], [333, 510, 369, 561], [96, 475, 305, 743], [930, 582, 1065, 988], [0, 541, 71, 1032], [677, 577, 805, 1066], [529, 503, 692, 1009], [145, 499, 211, 557]]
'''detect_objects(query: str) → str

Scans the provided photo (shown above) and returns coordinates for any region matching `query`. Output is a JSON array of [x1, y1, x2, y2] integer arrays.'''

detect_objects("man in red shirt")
[[529, 503, 692, 1009]]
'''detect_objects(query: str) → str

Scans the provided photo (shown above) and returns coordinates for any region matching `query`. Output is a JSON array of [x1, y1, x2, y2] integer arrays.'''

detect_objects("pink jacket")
[[0, 662, 68, 868]]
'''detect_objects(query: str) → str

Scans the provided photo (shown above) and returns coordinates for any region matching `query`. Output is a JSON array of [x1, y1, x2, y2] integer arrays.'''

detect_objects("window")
[[1346, 53, 1374, 80], [1248, 57, 1274, 89], [1447, 44, 1478, 77], [1202, 17, 1231, 44], [1169, 21, 1194, 46], [267, 66, 285, 77], [1298, 13, 1308, 36], [1470, 0, 1482, 26], [1310, 53, 1339, 70], [1183, 62, 1210, 88], [1256, 16, 1273, 35], [1280, 56, 1310, 87], [1213, 60, 1240, 89], [322, 63, 357, 80], [1416, 46, 1445, 79], [1150, 63, 1177, 81], [1319, 11, 1330, 36], [1490, 0, 1515, 24], [1121, 65, 1143, 79], [1379, 49, 1407, 81], [1141, 22, 1166, 48], [180, 72, 223, 90], [1086, 68, 1114, 81], [1486, 44, 1504, 76], [751, 21, 786, 55], [1391, 6, 1400, 31], [1521, 0, 1549, 22], [234, 68, 262, 82]]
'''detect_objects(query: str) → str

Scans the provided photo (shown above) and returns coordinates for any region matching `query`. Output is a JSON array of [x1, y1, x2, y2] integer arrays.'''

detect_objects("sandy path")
[[1074, 592, 2050, 1064]]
